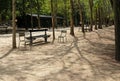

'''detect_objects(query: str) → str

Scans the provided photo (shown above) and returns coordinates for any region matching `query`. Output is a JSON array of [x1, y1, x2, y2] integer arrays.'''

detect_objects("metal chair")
[[58, 30, 67, 42], [18, 31, 30, 48]]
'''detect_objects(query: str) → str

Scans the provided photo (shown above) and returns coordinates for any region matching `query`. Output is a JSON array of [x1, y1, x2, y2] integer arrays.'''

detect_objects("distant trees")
[[0, 0, 113, 28], [0, 0, 11, 22]]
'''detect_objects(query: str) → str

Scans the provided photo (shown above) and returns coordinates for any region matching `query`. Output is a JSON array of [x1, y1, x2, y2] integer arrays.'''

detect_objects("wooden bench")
[[27, 28, 50, 45], [0, 26, 8, 33]]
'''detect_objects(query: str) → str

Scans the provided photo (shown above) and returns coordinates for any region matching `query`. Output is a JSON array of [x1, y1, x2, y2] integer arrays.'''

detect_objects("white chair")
[[18, 31, 30, 48], [58, 30, 67, 42]]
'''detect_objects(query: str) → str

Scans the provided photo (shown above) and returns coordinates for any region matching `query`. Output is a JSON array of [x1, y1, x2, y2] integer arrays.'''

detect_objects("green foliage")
[[0, 0, 113, 23], [0, 0, 11, 21], [41, 0, 51, 15]]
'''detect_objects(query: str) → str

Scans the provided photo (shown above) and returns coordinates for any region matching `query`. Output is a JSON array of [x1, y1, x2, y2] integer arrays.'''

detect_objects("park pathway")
[[0, 26, 120, 81]]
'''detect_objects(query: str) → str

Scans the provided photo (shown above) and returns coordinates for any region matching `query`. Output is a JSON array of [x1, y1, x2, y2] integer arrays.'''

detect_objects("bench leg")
[[6, 28, 7, 33], [45, 37, 47, 42]]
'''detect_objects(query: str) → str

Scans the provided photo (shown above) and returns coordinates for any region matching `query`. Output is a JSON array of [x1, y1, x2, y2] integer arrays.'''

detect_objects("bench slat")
[[33, 35, 50, 38], [28, 34, 50, 38]]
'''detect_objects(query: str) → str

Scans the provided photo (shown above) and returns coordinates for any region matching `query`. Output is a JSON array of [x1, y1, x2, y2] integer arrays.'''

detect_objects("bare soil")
[[0, 26, 120, 81]]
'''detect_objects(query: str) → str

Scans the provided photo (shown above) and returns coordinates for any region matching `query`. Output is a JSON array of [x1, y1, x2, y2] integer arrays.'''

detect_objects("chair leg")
[[63, 38, 64, 42], [24, 42, 26, 48], [58, 37, 60, 42], [60, 38, 61, 42], [61, 38, 63, 42], [58, 37, 67, 43], [18, 41, 20, 48]]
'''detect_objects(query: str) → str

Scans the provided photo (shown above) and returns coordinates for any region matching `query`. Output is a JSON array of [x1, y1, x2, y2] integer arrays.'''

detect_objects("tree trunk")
[[54, 0, 57, 29], [12, 0, 16, 48], [36, 0, 41, 29], [113, 0, 120, 61], [100, 8, 103, 29], [110, 0, 113, 8], [70, 0, 75, 36], [30, 0, 33, 30], [95, 8, 98, 30], [51, 0, 55, 42], [89, 0, 93, 31], [78, 0, 85, 33], [22, 0, 27, 30], [63, 0, 67, 27], [98, 7, 102, 29]]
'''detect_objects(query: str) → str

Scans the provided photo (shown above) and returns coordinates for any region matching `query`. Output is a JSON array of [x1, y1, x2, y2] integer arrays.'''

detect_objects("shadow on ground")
[[0, 48, 13, 59]]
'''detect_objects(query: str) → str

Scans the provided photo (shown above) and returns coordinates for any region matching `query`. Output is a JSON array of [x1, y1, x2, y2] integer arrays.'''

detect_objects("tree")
[[54, 0, 58, 29], [70, 0, 75, 36], [89, 0, 93, 31], [77, 0, 85, 33], [12, 0, 17, 48], [29, 0, 33, 29], [98, 6, 102, 29], [51, 0, 55, 42], [63, 0, 67, 27], [112, 0, 120, 61], [94, 8, 98, 30], [36, 0, 41, 29]]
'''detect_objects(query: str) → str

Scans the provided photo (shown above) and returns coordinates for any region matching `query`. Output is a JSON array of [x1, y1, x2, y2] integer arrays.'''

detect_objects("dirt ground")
[[0, 26, 120, 81]]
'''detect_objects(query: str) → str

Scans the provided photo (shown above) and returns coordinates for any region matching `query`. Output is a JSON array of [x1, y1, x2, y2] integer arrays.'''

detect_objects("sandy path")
[[0, 26, 120, 81]]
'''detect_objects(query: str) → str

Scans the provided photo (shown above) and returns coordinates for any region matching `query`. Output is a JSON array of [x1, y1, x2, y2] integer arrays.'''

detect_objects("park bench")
[[0, 26, 8, 33], [18, 28, 50, 47], [27, 28, 51, 45]]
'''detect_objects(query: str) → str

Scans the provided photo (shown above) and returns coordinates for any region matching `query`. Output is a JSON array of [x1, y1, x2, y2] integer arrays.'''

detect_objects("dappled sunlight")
[[0, 26, 120, 81]]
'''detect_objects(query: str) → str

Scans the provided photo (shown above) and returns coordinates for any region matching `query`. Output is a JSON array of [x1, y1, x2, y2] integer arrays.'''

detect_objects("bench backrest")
[[60, 30, 67, 37], [29, 29, 48, 32]]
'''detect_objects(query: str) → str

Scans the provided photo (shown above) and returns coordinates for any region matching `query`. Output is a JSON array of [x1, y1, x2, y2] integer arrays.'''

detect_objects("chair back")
[[18, 31, 26, 41], [61, 30, 67, 37]]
